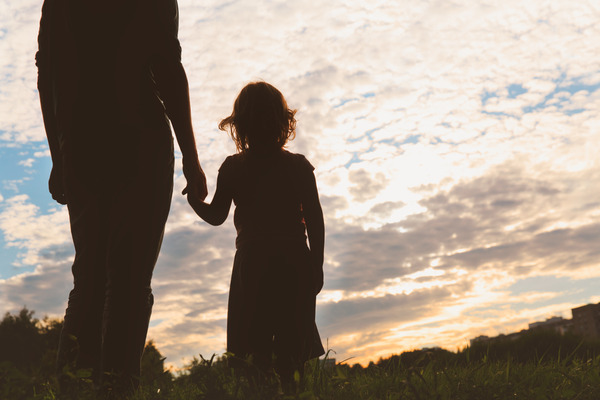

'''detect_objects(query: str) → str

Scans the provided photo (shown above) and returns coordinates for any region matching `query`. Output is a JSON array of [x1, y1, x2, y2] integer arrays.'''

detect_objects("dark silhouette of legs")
[[57, 142, 174, 393], [227, 242, 322, 392]]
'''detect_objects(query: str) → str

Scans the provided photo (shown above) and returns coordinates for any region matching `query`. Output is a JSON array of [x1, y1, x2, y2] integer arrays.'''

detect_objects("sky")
[[1, 0, 599, 370]]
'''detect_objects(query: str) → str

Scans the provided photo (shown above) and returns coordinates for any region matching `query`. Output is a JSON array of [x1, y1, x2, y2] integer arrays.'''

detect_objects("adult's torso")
[[43, 0, 178, 188]]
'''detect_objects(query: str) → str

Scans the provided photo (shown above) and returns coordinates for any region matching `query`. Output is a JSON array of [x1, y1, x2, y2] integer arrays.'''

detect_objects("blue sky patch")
[[564, 108, 586, 116], [558, 79, 600, 95], [334, 98, 356, 108], [344, 153, 362, 169], [507, 275, 600, 314], [481, 110, 515, 118], [480, 90, 498, 106], [401, 134, 420, 145], [507, 84, 527, 99], [522, 74, 599, 115], [0, 145, 54, 210]]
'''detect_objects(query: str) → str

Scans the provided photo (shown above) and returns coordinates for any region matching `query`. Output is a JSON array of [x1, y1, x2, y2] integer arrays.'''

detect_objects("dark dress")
[[218, 149, 325, 373]]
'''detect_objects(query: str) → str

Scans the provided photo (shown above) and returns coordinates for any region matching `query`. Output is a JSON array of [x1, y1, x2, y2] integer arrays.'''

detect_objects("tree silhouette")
[[0, 307, 62, 370], [141, 339, 173, 390], [0, 308, 62, 399], [0, 308, 172, 399]]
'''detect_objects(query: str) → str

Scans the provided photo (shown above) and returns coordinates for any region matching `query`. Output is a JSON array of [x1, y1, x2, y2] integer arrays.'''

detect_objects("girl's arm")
[[302, 171, 325, 295], [187, 169, 232, 226]]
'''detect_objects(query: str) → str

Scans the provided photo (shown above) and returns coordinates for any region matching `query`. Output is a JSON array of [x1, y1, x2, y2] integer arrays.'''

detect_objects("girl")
[[187, 81, 325, 387]]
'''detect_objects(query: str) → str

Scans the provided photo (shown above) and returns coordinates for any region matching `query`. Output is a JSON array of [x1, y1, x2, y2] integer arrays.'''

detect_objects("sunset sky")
[[1, 0, 599, 369]]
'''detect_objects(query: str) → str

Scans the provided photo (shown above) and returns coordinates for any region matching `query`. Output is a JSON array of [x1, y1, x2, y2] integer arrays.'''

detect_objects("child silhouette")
[[188, 81, 325, 389]]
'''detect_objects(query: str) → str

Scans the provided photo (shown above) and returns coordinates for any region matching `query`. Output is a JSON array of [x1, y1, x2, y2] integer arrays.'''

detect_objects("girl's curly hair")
[[219, 82, 297, 153]]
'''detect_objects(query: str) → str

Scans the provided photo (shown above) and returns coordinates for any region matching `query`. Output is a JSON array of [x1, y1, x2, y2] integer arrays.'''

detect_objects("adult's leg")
[[100, 150, 173, 390], [57, 187, 109, 386]]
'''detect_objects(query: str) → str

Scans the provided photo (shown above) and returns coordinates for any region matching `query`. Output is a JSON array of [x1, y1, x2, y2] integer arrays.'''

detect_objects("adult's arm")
[[152, 0, 207, 200], [152, 60, 207, 199], [36, 0, 66, 205]]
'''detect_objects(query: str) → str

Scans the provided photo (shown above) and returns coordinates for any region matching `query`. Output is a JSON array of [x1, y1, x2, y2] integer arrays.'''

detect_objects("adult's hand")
[[182, 159, 208, 200], [312, 252, 324, 295], [313, 267, 324, 295], [49, 165, 67, 205]]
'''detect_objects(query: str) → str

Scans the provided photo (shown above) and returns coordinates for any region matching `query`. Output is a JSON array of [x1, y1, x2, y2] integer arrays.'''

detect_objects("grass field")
[[128, 352, 600, 400], [2, 309, 600, 399], [4, 350, 600, 399]]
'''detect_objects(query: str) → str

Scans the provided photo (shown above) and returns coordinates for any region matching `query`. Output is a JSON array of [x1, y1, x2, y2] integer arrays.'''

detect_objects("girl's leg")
[[272, 244, 316, 391], [228, 245, 280, 383]]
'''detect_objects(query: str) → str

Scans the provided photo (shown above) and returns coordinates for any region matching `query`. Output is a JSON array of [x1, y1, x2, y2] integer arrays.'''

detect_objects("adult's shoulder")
[[151, 0, 181, 60], [154, 0, 179, 18]]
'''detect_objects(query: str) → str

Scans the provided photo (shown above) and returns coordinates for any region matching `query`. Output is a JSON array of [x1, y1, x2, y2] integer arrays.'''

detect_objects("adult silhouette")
[[36, 0, 207, 393]]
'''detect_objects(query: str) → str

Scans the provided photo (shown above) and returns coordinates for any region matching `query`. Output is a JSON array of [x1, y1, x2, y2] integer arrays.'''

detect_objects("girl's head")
[[219, 82, 297, 153]]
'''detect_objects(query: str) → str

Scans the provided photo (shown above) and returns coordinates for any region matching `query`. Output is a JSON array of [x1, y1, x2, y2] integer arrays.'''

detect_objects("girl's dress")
[[218, 149, 325, 371]]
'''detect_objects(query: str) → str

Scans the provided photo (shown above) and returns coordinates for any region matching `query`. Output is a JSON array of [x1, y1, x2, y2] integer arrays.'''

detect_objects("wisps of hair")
[[219, 81, 296, 153]]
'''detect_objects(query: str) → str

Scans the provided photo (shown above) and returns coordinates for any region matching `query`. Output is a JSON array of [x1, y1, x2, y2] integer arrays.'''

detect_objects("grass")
[[2, 312, 600, 400], [15, 352, 600, 400]]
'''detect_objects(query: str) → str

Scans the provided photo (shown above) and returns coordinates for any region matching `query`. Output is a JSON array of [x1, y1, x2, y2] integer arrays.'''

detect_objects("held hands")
[[49, 164, 67, 205], [182, 158, 208, 201]]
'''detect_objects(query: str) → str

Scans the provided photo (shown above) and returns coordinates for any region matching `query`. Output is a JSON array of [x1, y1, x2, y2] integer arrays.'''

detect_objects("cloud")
[[18, 158, 35, 168], [0, 1, 46, 144], [349, 169, 389, 203], [0, 194, 71, 266], [0, 260, 72, 315], [319, 285, 461, 335], [369, 201, 406, 218], [3, 179, 29, 193]]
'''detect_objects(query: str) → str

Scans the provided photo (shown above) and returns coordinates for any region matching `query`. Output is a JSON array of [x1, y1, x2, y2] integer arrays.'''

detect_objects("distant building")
[[503, 330, 526, 341], [469, 330, 526, 346], [469, 301, 600, 345], [571, 303, 600, 338], [469, 335, 490, 346], [528, 316, 572, 335]]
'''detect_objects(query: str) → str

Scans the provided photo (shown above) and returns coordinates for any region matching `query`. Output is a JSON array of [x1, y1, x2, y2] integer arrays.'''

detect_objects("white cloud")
[[18, 158, 35, 168], [0, 194, 71, 266]]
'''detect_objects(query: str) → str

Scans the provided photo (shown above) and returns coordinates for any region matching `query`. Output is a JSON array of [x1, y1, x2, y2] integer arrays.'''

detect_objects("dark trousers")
[[57, 150, 173, 388]]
